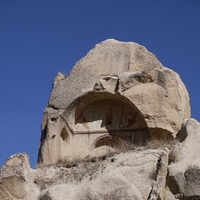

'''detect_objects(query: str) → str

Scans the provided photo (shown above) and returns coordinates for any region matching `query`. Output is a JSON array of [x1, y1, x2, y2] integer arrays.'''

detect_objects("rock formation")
[[1, 39, 199, 200], [38, 39, 190, 166], [168, 118, 200, 199], [0, 153, 39, 199]]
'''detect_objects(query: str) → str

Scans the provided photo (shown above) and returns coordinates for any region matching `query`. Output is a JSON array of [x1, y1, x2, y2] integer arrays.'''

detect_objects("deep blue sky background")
[[0, 1, 200, 168]]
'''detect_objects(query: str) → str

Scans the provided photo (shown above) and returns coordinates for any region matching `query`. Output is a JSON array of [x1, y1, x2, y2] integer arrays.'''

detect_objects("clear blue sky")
[[0, 1, 200, 168]]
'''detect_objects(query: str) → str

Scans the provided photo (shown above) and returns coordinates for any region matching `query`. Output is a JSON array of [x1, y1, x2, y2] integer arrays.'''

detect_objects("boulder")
[[0, 153, 39, 200], [168, 118, 200, 199]]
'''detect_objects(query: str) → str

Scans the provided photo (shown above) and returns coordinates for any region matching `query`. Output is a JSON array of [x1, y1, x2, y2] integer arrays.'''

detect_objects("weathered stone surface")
[[0, 153, 39, 200], [168, 118, 200, 199], [36, 148, 169, 200], [38, 39, 190, 166], [1, 39, 194, 200], [0, 146, 177, 200]]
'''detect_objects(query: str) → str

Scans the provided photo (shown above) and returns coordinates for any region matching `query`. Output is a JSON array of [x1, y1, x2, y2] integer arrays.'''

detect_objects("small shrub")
[[112, 140, 137, 152], [146, 137, 178, 150], [146, 138, 167, 149]]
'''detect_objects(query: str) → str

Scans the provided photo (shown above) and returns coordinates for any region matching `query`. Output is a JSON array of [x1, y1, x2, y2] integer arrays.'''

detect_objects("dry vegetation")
[[34, 136, 179, 191], [36, 137, 178, 169]]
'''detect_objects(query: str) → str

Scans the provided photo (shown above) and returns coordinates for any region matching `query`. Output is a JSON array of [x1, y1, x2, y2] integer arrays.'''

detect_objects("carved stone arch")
[[63, 92, 149, 146], [65, 91, 148, 134], [59, 127, 71, 161], [60, 91, 150, 160], [90, 134, 125, 157], [94, 135, 124, 148], [60, 127, 69, 142]]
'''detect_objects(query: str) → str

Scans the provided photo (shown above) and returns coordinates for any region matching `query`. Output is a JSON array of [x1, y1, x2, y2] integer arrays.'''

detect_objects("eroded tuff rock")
[[1, 147, 171, 200], [1, 39, 195, 200], [168, 118, 200, 199], [0, 153, 39, 200], [38, 39, 190, 166], [37, 148, 170, 200], [3, 120, 200, 200]]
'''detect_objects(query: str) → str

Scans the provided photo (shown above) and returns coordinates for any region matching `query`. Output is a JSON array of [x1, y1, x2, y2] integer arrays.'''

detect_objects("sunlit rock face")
[[37, 39, 190, 166], [0, 39, 193, 200], [0, 153, 39, 200]]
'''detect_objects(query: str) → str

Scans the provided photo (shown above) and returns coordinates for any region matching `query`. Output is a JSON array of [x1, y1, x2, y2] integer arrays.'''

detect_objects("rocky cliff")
[[1, 39, 199, 200]]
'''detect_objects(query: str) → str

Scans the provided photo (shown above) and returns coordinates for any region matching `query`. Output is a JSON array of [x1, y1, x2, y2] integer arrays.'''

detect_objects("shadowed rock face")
[[38, 39, 190, 166]]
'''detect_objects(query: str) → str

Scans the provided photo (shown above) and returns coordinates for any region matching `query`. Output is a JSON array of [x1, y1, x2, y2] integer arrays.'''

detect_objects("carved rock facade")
[[37, 39, 190, 166], [0, 39, 197, 200]]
